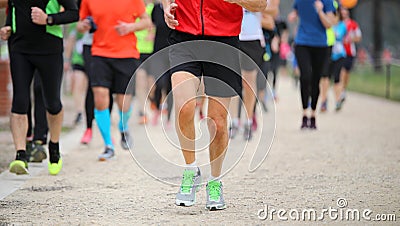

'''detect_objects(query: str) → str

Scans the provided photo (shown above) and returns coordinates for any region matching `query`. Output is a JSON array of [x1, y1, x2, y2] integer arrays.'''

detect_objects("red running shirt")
[[80, 0, 145, 58], [174, 0, 243, 37], [343, 19, 361, 57]]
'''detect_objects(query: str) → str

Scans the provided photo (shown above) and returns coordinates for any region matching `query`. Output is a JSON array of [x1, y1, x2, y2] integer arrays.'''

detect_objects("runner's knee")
[[46, 101, 63, 115], [11, 95, 30, 114]]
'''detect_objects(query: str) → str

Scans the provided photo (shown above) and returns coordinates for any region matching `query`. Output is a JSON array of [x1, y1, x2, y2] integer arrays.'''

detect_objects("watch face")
[[47, 16, 53, 24]]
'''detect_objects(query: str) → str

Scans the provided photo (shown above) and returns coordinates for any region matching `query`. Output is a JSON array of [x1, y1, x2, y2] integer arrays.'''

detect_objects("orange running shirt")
[[80, 0, 145, 58]]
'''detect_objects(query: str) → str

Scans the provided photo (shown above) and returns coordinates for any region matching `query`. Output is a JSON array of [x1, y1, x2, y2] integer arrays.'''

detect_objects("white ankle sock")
[[185, 161, 198, 171], [232, 118, 239, 127], [247, 119, 252, 126], [208, 175, 220, 182]]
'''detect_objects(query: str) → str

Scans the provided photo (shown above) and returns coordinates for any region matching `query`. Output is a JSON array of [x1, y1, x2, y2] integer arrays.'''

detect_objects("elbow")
[[142, 17, 152, 30], [147, 18, 153, 29], [71, 11, 79, 23], [324, 23, 332, 29]]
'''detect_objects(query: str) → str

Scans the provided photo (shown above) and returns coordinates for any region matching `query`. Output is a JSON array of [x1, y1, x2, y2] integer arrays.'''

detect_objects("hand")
[[287, 11, 297, 23], [164, 1, 178, 29], [145, 32, 155, 42], [224, 0, 242, 4], [0, 26, 11, 40], [77, 19, 91, 33], [31, 7, 48, 25], [314, 0, 324, 13], [115, 21, 135, 36]]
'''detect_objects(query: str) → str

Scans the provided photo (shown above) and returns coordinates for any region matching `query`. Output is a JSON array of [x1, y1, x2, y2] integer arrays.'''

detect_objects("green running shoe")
[[206, 180, 226, 211], [48, 158, 63, 175], [9, 160, 29, 175], [175, 168, 202, 207]]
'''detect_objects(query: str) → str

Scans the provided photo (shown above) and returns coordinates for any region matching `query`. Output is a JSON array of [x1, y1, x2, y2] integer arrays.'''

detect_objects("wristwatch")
[[46, 15, 54, 25]]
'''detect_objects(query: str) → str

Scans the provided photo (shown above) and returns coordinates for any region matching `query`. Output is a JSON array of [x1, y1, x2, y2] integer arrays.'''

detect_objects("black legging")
[[10, 52, 63, 115], [83, 45, 113, 129], [26, 71, 49, 144], [329, 58, 345, 84], [294, 45, 330, 110], [269, 52, 280, 90]]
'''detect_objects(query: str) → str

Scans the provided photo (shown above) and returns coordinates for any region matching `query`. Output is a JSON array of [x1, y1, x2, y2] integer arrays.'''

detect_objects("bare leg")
[[171, 72, 199, 165], [135, 69, 149, 115], [10, 113, 28, 151], [93, 87, 110, 110], [242, 69, 257, 121], [228, 96, 240, 120], [311, 109, 316, 118], [334, 82, 342, 103], [72, 70, 88, 114], [319, 77, 330, 103], [47, 109, 64, 143], [341, 68, 350, 91], [207, 97, 231, 178], [116, 94, 132, 112]]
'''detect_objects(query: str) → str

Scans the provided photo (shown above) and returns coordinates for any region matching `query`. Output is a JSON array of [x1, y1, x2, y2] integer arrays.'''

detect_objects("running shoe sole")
[[176, 198, 196, 207], [175, 183, 202, 207], [205, 203, 227, 211], [9, 160, 29, 175]]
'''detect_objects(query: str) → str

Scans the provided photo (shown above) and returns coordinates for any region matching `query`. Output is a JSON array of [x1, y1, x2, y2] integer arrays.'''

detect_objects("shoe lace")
[[208, 181, 221, 201], [180, 170, 195, 193]]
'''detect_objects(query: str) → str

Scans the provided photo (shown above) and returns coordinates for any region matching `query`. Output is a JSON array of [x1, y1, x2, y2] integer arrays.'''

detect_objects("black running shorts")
[[90, 56, 139, 94], [168, 30, 242, 98]]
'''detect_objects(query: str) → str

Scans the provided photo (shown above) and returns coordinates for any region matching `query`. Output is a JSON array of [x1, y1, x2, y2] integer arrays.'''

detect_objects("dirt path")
[[0, 76, 399, 225]]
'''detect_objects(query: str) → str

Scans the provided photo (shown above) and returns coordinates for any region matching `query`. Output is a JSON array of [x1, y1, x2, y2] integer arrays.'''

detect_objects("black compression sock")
[[49, 141, 60, 163], [16, 150, 27, 162]]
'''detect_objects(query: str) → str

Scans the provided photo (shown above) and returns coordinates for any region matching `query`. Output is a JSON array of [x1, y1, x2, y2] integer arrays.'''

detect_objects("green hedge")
[[348, 64, 400, 101]]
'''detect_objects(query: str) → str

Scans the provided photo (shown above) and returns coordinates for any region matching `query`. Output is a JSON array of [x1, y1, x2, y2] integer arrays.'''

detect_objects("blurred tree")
[[372, 0, 383, 72]]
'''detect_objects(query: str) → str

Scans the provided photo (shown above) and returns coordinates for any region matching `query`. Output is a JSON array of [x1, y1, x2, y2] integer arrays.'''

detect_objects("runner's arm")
[[76, 0, 91, 33], [115, 12, 152, 36], [263, 0, 279, 17], [131, 12, 152, 32], [162, 0, 178, 29], [287, 10, 297, 23], [224, 0, 267, 12], [353, 27, 362, 43], [262, 0, 280, 30], [315, 0, 335, 29], [48, 0, 79, 25]]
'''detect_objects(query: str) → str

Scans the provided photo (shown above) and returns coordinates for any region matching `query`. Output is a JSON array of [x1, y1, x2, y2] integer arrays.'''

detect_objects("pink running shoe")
[[81, 128, 93, 144], [251, 115, 258, 131]]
